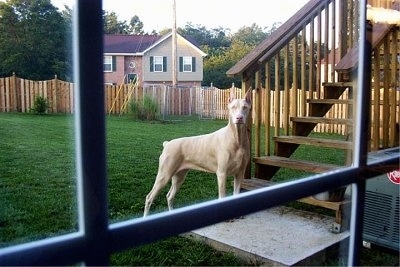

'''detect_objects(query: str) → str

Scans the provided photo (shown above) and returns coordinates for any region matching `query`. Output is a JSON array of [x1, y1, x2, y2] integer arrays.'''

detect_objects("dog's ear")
[[229, 88, 236, 103], [245, 87, 252, 104]]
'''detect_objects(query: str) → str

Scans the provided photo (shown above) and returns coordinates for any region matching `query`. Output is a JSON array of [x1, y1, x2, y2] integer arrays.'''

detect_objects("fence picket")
[[0, 75, 398, 138]]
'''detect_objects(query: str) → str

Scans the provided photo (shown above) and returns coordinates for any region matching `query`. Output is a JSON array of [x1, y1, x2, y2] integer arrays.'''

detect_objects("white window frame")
[[0, 0, 398, 266], [103, 55, 113, 72], [153, 56, 163, 72], [183, 56, 192, 72]]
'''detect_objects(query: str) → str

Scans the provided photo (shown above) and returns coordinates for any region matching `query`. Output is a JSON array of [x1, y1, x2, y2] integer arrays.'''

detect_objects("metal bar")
[[2, 153, 397, 265], [73, 0, 109, 265], [0, 233, 85, 266], [1, 0, 399, 266], [348, 0, 372, 265], [110, 167, 360, 252]]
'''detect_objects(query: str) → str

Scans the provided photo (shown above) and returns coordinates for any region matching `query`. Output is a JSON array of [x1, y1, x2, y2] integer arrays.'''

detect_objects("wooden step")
[[322, 82, 353, 88], [241, 178, 351, 229], [308, 99, 353, 117], [241, 178, 350, 211], [321, 82, 351, 100], [291, 116, 352, 137], [253, 156, 341, 173], [291, 116, 352, 125], [241, 177, 275, 191], [274, 136, 352, 149], [241, 178, 348, 211], [307, 99, 353, 105]]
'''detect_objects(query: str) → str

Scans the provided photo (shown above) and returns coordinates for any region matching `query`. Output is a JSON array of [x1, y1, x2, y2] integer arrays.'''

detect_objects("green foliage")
[[0, 114, 76, 246], [30, 95, 49, 115], [201, 24, 281, 88], [0, 0, 72, 80], [103, 12, 145, 34], [179, 23, 231, 52], [129, 95, 159, 121], [128, 15, 145, 34], [0, 113, 398, 266], [203, 40, 254, 88], [111, 237, 246, 266], [103, 10, 129, 34]]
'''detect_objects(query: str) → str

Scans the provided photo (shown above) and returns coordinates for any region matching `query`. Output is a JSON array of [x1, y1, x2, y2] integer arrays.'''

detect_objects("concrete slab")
[[185, 206, 350, 266]]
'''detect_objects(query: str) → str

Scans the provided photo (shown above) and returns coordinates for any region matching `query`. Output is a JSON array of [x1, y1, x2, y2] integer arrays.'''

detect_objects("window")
[[0, 0, 398, 266], [150, 56, 166, 72], [180, 56, 195, 72], [103, 55, 115, 72], [127, 73, 137, 83]]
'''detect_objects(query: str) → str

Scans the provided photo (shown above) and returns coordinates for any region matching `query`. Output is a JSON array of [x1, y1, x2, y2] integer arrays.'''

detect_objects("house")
[[103, 33, 207, 87]]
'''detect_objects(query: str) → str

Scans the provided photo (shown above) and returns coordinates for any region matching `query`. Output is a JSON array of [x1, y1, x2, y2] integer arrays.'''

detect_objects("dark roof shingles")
[[103, 34, 161, 54]]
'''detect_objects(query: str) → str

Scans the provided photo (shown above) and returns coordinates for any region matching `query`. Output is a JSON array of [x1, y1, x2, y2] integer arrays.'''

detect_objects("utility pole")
[[171, 0, 178, 86]]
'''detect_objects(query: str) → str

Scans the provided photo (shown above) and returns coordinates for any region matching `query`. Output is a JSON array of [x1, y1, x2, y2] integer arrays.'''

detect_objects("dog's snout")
[[235, 115, 244, 123]]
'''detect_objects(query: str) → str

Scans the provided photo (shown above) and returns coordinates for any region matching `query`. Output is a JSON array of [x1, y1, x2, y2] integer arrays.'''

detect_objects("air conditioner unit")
[[363, 147, 400, 251]]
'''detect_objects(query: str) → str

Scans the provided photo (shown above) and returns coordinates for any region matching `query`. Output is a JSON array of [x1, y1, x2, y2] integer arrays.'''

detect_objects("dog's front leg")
[[216, 170, 227, 198]]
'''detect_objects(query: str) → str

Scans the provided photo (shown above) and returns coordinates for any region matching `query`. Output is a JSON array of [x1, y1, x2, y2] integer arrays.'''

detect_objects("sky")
[[52, 0, 310, 33]]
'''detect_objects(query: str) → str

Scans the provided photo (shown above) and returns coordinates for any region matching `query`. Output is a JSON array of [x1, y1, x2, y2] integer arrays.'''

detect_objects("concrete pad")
[[185, 206, 350, 266]]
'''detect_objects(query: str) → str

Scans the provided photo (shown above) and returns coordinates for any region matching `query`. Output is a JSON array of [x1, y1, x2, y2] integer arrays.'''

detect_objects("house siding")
[[143, 35, 203, 86], [104, 56, 125, 84], [124, 56, 143, 83], [104, 56, 143, 84], [103, 33, 205, 86]]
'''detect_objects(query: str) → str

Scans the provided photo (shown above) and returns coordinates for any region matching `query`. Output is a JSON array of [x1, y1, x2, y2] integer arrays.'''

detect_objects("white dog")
[[143, 89, 252, 216]]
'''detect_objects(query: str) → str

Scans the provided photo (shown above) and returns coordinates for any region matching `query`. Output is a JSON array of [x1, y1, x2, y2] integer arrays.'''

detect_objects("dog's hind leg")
[[144, 172, 173, 217], [233, 174, 244, 195], [166, 169, 188, 211]]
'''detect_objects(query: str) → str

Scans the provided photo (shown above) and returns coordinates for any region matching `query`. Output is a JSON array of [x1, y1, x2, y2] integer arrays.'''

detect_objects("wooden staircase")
[[247, 22, 396, 183], [253, 82, 353, 180], [243, 82, 353, 233]]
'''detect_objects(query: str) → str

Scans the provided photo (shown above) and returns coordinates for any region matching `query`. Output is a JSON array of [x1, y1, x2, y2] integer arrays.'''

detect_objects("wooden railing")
[[227, 0, 399, 154]]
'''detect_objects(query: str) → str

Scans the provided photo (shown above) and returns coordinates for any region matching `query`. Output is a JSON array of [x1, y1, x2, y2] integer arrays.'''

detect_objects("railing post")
[[254, 71, 261, 157], [242, 77, 252, 179]]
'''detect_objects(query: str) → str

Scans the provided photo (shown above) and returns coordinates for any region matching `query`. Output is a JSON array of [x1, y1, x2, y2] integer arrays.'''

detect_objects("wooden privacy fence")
[[0, 74, 74, 113], [1, 74, 398, 136], [108, 84, 243, 120]]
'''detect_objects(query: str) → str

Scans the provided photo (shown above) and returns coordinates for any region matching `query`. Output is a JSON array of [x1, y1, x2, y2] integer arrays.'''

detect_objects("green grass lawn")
[[0, 113, 398, 266]]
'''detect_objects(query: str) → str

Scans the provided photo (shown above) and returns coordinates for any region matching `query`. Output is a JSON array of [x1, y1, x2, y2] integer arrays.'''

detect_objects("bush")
[[31, 95, 49, 115], [129, 95, 159, 121]]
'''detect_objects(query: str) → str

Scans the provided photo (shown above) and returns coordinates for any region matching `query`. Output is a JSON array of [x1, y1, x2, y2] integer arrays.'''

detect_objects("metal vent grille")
[[364, 192, 392, 237], [363, 191, 400, 251], [392, 197, 400, 245]]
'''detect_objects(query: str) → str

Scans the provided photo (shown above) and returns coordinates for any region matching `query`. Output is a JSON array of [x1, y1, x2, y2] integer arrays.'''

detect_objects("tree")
[[0, 0, 71, 80], [200, 23, 276, 88], [103, 11, 129, 34], [179, 23, 231, 55], [203, 40, 254, 88], [232, 23, 268, 46], [128, 15, 144, 34]]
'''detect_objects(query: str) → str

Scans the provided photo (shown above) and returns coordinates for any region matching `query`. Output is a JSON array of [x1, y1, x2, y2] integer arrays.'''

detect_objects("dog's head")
[[228, 89, 252, 124]]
